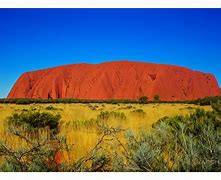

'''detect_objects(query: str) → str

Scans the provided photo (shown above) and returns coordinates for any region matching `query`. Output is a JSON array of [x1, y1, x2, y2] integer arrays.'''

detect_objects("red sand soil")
[[54, 151, 64, 165], [7, 60, 221, 101]]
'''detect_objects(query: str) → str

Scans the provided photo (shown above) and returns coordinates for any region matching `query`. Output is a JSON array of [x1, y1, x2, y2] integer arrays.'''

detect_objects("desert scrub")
[[138, 96, 148, 104], [118, 107, 221, 172], [0, 110, 65, 172], [87, 104, 99, 111], [0, 102, 213, 170], [131, 109, 146, 117], [7, 111, 61, 136], [97, 111, 126, 120], [45, 105, 63, 111], [117, 105, 135, 110], [179, 106, 195, 110], [153, 95, 160, 102], [45, 105, 57, 110], [71, 118, 99, 129]]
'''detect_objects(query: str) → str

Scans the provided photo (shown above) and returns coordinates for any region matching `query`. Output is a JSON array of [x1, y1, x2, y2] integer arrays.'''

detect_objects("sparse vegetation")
[[7, 111, 61, 135], [138, 96, 148, 104], [120, 106, 221, 172], [0, 99, 219, 172], [45, 105, 57, 111], [131, 109, 146, 117], [153, 95, 160, 102], [0, 111, 63, 171], [71, 118, 99, 129], [1, 96, 221, 105], [98, 111, 126, 120]]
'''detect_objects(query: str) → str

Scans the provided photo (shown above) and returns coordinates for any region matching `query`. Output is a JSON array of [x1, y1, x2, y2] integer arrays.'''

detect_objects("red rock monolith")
[[7, 61, 221, 101]]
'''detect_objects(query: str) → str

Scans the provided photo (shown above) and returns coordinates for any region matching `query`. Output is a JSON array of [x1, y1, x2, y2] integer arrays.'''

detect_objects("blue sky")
[[0, 9, 220, 98]]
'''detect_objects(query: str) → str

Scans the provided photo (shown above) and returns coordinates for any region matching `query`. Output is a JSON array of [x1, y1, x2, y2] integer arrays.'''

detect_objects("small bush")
[[122, 107, 221, 172], [0, 110, 64, 172], [153, 95, 160, 102], [132, 109, 144, 113], [15, 99, 33, 104], [87, 104, 98, 110], [72, 118, 99, 129], [7, 111, 61, 134], [138, 96, 148, 104], [45, 105, 57, 111], [131, 109, 146, 117], [98, 111, 126, 120], [98, 111, 110, 120]]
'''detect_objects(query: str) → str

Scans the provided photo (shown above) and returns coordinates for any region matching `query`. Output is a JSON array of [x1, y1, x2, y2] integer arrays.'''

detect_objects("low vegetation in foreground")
[[0, 101, 220, 172]]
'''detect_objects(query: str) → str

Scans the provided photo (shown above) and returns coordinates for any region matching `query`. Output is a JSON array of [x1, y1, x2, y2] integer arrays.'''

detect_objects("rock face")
[[7, 61, 221, 101]]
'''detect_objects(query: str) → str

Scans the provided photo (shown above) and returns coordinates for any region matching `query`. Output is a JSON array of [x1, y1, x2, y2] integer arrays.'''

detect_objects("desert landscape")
[[0, 8, 220, 172], [0, 61, 220, 172]]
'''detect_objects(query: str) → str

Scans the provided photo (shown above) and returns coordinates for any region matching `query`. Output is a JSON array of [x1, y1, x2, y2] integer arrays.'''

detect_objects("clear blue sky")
[[0, 9, 220, 98]]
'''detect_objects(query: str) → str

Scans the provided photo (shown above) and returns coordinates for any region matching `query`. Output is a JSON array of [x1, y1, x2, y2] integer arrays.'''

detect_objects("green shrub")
[[7, 111, 61, 135], [72, 118, 99, 129], [153, 95, 160, 102], [15, 99, 33, 104], [138, 96, 148, 104], [98, 111, 110, 120], [87, 104, 98, 110], [191, 96, 221, 106], [0, 110, 64, 172], [122, 107, 221, 172], [132, 109, 145, 113], [211, 100, 221, 114], [131, 109, 146, 117], [98, 111, 126, 120], [45, 105, 57, 110]]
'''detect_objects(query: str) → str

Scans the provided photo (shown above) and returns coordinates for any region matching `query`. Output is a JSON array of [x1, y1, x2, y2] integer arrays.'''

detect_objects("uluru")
[[7, 60, 221, 101]]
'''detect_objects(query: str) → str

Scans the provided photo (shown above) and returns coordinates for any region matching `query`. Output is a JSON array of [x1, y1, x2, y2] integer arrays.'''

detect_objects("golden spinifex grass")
[[0, 103, 212, 164]]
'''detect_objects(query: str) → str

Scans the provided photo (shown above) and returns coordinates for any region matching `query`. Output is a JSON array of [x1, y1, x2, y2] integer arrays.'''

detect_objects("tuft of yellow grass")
[[0, 103, 212, 162]]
